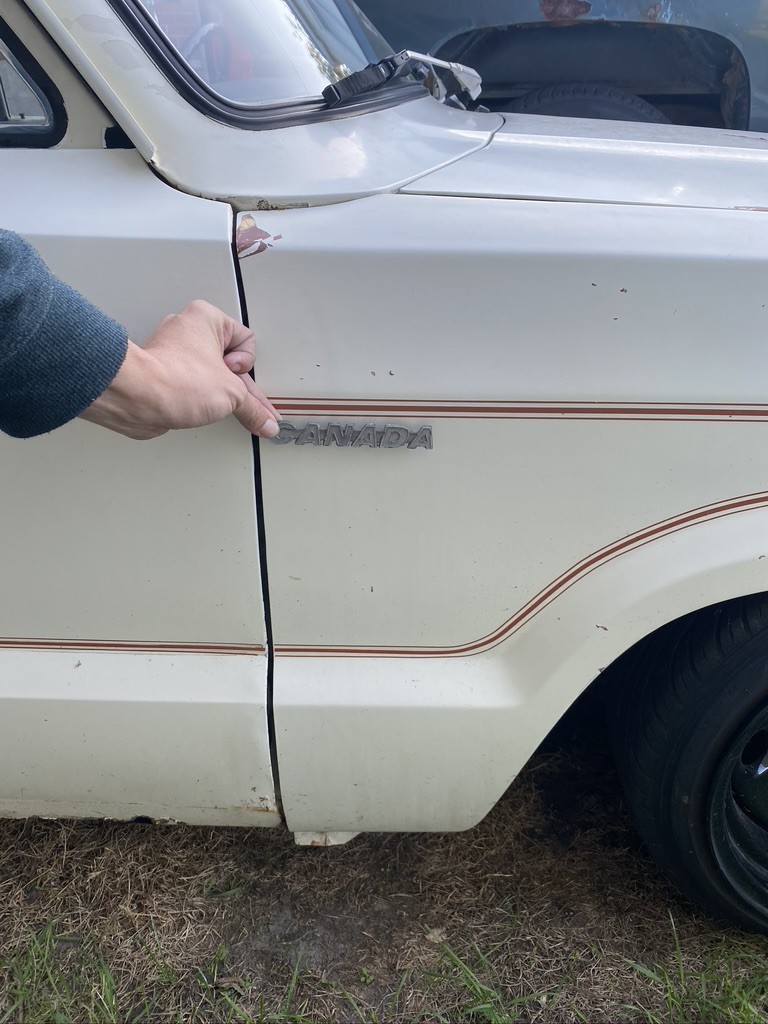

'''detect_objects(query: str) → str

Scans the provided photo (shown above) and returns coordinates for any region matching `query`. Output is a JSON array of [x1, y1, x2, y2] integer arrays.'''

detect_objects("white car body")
[[3, 0, 768, 853]]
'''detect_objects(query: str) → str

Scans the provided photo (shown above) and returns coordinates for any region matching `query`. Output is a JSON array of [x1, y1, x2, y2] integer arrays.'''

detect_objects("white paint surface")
[[0, 650, 279, 826], [0, 148, 275, 821]]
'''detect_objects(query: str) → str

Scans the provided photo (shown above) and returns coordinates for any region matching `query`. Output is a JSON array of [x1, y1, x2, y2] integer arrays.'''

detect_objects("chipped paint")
[[233, 796, 277, 813], [236, 214, 283, 258], [252, 199, 310, 212], [645, 3, 662, 20], [540, 0, 592, 21]]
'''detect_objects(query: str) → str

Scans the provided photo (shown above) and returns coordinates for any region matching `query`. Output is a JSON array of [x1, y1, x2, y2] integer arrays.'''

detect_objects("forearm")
[[0, 230, 127, 438]]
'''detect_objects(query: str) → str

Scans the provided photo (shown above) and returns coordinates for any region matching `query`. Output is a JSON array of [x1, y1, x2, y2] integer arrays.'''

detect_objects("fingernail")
[[261, 418, 280, 438]]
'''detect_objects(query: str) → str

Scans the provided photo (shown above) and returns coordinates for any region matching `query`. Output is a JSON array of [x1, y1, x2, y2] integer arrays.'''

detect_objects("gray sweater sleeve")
[[0, 230, 128, 438]]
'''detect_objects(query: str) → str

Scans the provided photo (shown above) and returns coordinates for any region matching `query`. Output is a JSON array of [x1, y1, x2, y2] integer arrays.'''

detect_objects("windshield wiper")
[[323, 50, 483, 111]]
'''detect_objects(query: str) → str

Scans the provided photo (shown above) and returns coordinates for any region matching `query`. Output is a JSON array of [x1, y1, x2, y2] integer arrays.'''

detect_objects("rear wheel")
[[609, 595, 768, 933], [508, 83, 669, 123]]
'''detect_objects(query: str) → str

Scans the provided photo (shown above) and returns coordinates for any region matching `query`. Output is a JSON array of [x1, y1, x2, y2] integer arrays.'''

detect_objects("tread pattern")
[[509, 82, 670, 123], [607, 594, 768, 931]]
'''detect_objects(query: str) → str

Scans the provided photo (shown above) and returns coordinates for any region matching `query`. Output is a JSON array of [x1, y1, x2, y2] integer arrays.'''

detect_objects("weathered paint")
[[0, 649, 279, 827], [236, 213, 284, 256]]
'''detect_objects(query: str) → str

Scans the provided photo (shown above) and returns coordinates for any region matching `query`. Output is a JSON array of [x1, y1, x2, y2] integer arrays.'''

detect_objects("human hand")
[[79, 300, 280, 440]]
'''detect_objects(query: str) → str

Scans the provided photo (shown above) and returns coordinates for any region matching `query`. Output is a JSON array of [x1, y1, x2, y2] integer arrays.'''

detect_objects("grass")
[[1, 923, 120, 1024], [626, 913, 768, 1023], [0, 929, 559, 1024], [3, 713, 768, 1022], [8, 923, 768, 1024]]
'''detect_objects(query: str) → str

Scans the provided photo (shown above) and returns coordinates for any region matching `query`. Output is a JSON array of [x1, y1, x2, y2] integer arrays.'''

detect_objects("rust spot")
[[236, 213, 278, 257], [645, 3, 662, 21], [540, 0, 591, 21]]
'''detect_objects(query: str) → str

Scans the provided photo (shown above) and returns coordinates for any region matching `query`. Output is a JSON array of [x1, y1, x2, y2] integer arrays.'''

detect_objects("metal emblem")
[[271, 422, 433, 450]]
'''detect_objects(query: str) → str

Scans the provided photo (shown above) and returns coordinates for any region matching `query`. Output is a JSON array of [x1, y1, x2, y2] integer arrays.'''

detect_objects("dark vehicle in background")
[[354, 0, 768, 130]]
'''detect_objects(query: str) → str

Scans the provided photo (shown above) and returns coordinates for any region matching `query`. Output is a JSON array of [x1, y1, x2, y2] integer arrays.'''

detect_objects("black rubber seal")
[[230, 227, 285, 822]]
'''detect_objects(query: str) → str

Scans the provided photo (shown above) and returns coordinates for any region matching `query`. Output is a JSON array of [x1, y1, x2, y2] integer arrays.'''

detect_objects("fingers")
[[222, 320, 256, 375], [223, 350, 253, 375], [144, 300, 280, 437], [233, 385, 280, 438], [240, 372, 281, 421]]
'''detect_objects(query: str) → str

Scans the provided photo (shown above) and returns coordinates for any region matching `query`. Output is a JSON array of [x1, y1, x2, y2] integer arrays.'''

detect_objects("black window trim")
[[0, 13, 67, 149], [107, 0, 426, 131]]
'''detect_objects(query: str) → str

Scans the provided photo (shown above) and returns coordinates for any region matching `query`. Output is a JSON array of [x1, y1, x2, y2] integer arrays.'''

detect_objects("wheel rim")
[[710, 705, 768, 913]]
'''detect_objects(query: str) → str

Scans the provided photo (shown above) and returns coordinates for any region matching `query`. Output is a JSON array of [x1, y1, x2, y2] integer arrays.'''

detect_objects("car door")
[[0, 2, 278, 826]]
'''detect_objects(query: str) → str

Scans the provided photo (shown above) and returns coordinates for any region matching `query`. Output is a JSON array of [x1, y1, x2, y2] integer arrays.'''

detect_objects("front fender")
[[510, 498, 768, 745], [275, 500, 768, 834]]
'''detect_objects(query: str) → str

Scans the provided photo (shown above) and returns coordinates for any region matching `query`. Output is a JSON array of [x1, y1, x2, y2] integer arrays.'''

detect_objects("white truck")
[[3, 0, 768, 934]]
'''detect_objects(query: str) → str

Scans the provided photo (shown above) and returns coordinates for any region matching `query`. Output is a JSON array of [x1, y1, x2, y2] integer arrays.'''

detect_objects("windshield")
[[134, 0, 393, 106]]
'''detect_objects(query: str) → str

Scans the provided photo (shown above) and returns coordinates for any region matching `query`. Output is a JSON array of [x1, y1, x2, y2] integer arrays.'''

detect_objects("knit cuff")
[[0, 233, 128, 438]]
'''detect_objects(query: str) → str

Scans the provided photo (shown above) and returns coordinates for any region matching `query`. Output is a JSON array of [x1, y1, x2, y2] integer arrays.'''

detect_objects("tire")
[[609, 594, 768, 933], [508, 83, 669, 123]]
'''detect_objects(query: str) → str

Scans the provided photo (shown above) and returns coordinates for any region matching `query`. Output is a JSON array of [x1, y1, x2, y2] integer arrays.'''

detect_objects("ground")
[[2, 704, 768, 1023]]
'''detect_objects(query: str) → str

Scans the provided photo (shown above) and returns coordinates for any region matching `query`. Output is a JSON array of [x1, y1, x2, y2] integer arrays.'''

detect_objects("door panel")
[[1, 149, 263, 645], [0, 147, 276, 823]]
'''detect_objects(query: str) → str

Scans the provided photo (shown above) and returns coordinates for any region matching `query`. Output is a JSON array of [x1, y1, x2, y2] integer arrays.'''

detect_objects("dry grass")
[[2, 704, 768, 1022]]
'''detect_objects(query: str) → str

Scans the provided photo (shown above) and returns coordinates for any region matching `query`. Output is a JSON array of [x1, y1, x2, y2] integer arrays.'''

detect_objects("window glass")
[[133, 0, 391, 106], [0, 38, 52, 131]]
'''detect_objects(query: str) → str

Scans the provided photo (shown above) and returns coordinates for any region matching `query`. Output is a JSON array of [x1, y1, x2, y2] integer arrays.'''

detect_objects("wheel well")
[[436, 22, 750, 129], [572, 590, 768, 727]]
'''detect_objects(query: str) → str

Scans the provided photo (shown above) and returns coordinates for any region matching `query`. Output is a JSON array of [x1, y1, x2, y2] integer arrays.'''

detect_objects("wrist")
[[79, 342, 167, 438]]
